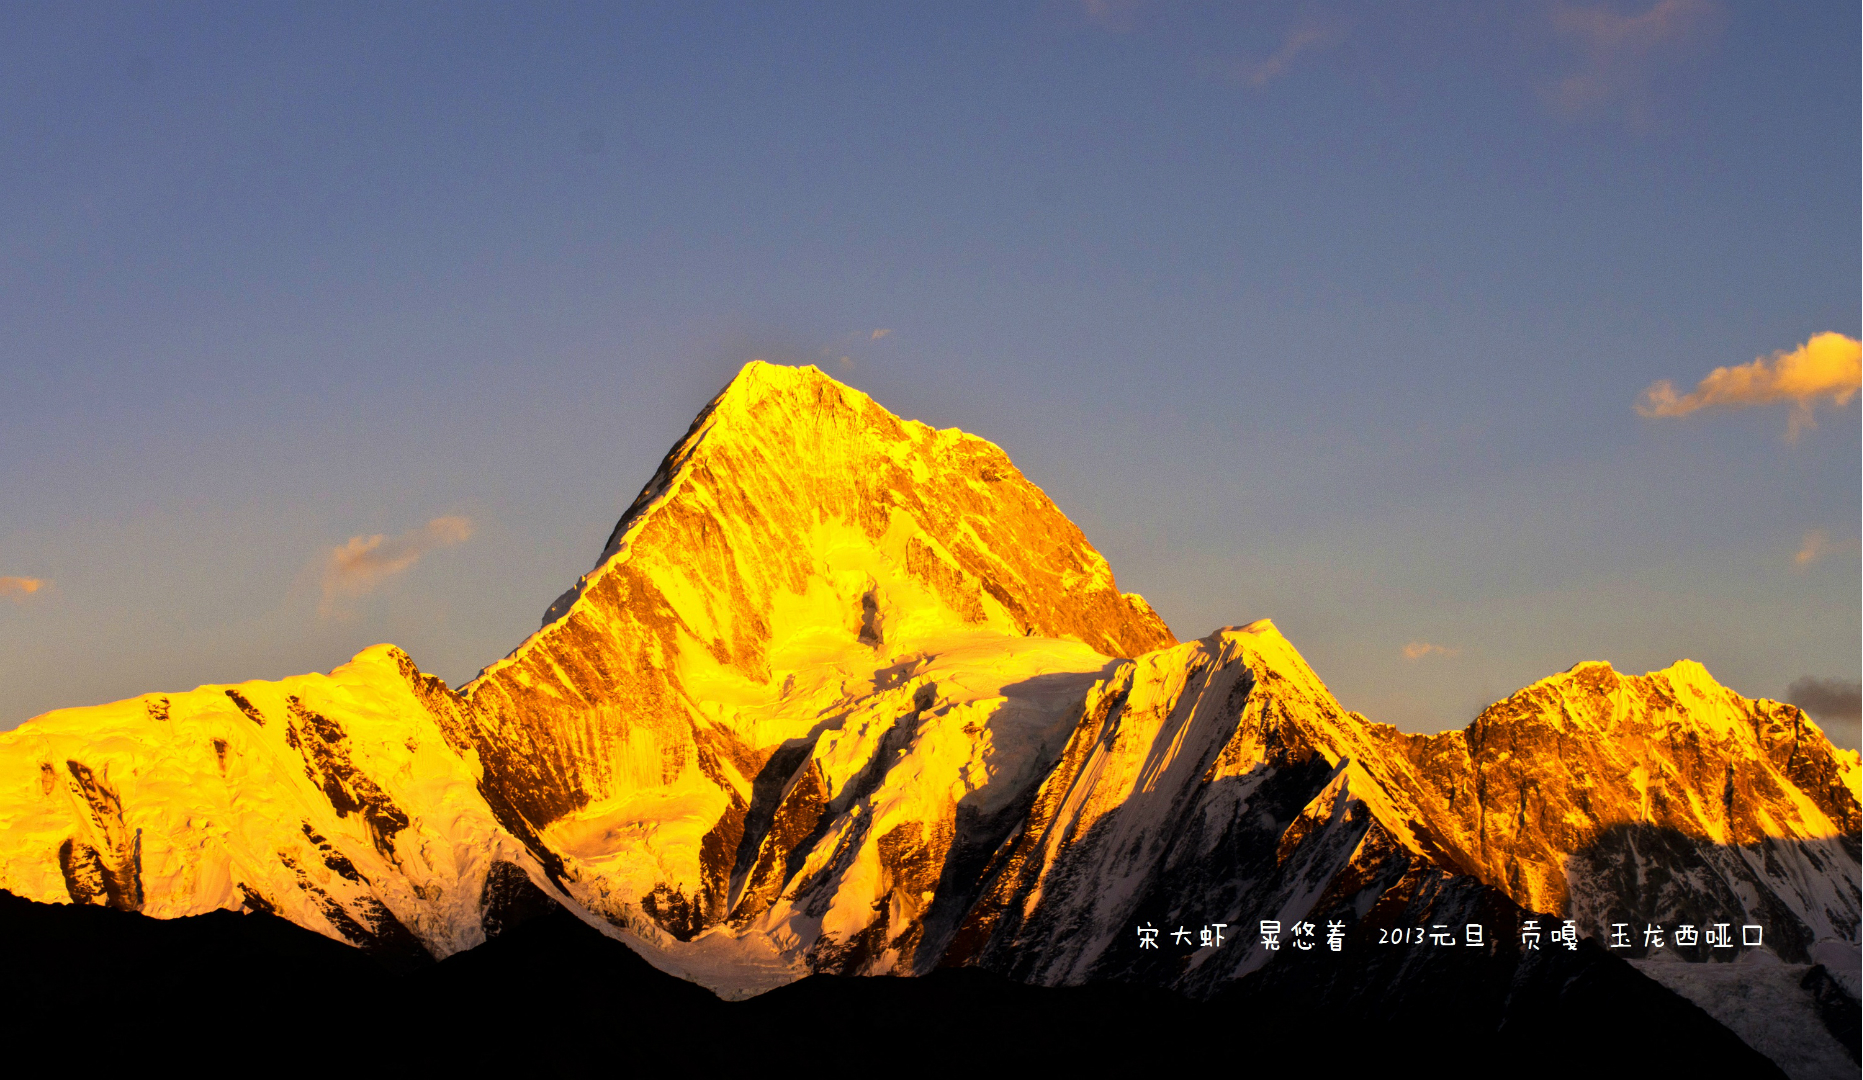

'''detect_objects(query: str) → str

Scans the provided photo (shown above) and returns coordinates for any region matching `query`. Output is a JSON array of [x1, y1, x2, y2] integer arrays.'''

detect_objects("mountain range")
[[1, 362, 1855, 1074]]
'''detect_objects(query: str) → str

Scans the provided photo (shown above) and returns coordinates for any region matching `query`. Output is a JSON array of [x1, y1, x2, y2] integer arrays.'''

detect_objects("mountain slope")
[[1388, 658, 1860, 961], [0, 644, 561, 963], [441, 361, 1171, 959]]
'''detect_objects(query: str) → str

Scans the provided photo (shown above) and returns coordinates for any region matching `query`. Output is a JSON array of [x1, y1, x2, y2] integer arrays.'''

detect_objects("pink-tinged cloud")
[[1547, 0, 1720, 122], [1403, 641, 1461, 661], [1076, 0, 1141, 33], [1637, 332, 1862, 440], [1237, 20, 1352, 88], [870, 328, 892, 340], [320, 515, 473, 614], [1792, 529, 1856, 569], [0, 576, 48, 602], [1794, 529, 1831, 567]]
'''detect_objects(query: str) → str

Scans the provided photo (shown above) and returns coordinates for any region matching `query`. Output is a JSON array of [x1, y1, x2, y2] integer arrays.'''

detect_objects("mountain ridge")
[[0, 361, 1855, 1074]]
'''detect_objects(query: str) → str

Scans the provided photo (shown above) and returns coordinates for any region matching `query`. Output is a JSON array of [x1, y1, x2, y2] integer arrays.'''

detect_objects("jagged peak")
[[255, 642, 438, 698], [702, 361, 843, 433], [1649, 657, 1728, 702], [700, 361, 995, 460], [1466, 653, 1838, 752], [1537, 657, 1726, 700], [1202, 619, 1347, 710], [1202, 618, 1290, 657], [1503, 659, 1619, 697], [469, 360, 1173, 689], [340, 642, 415, 674], [473, 364, 876, 678], [1203, 617, 1294, 648], [715, 358, 838, 403]]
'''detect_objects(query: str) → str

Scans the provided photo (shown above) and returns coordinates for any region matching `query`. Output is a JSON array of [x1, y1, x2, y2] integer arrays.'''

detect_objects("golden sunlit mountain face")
[[2, 366, 1853, 1036]]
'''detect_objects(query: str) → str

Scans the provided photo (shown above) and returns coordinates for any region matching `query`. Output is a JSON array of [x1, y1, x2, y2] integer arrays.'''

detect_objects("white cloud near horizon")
[[1636, 332, 1862, 440], [1546, 0, 1721, 123], [0, 576, 48, 602], [1403, 641, 1461, 661], [319, 515, 473, 615]]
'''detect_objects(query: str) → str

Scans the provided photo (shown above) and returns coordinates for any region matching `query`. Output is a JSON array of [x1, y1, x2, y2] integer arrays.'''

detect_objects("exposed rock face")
[[1390, 660, 1860, 962], [0, 645, 559, 963], [0, 361, 1855, 1071], [451, 361, 1172, 950], [928, 624, 1858, 996]]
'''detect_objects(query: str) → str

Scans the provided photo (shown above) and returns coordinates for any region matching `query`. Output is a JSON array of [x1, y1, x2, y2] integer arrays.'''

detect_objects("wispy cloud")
[[870, 328, 892, 340], [1792, 528, 1857, 570], [1546, 0, 1721, 123], [0, 576, 48, 602], [1403, 641, 1461, 661], [1234, 19, 1352, 88], [1794, 529, 1832, 568], [1636, 332, 1862, 440], [1075, 0, 1142, 33], [1787, 676, 1861, 726], [319, 515, 472, 615]]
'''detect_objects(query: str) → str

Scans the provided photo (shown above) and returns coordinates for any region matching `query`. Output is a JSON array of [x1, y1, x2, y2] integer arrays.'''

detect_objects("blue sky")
[[2, 2, 1857, 745]]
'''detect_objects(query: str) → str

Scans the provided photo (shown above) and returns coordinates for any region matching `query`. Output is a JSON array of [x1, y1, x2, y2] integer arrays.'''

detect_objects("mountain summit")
[[454, 360, 1173, 952], [0, 362, 1855, 1070]]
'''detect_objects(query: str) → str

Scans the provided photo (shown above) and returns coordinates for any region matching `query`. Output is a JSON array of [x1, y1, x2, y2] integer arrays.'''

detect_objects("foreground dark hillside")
[[0, 890, 1785, 1076]]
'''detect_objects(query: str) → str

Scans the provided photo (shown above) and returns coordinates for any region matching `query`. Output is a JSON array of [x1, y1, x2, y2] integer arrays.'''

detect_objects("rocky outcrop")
[[0, 645, 565, 962]]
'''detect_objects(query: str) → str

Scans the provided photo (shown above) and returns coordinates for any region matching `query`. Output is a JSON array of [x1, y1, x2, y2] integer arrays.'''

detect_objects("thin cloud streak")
[[319, 515, 473, 616], [1403, 641, 1461, 661], [1075, 0, 1141, 33], [1547, 0, 1720, 123], [0, 576, 48, 602], [1234, 20, 1352, 88], [1636, 332, 1862, 440]]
